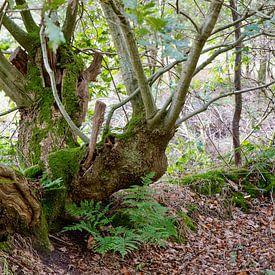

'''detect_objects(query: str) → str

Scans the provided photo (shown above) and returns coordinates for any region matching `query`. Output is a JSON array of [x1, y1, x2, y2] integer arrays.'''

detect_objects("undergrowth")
[[173, 146, 275, 211], [64, 173, 179, 258]]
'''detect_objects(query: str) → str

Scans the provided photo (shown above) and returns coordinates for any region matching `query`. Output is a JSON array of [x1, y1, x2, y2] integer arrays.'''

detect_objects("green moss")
[[24, 164, 43, 178], [115, 113, 145, 140], [0, 178, 16, 184], [0, 240, 10, 252], [231, 192, 250, 211], [29, 127, 49, 164], [178, 212, 196, 231], [48, 146, 85, 185], [181, 170, 225, 195], [34, 209, 52, 252]]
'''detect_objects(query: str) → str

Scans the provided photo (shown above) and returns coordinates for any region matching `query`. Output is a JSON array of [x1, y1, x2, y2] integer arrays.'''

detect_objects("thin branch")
[[15, 0, 39, 32], [40, 22, 90, 144], [63, 0, 79, 42], [211, 10, 255, 35], [168, 3, 200, 33], [175, 81, 275, 127], [0, 107, 19, 117]]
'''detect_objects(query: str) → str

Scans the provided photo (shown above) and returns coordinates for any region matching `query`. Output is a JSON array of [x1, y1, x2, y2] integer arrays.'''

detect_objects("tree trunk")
[[230, 0, 242, 167], [17, 46, 88, 167]]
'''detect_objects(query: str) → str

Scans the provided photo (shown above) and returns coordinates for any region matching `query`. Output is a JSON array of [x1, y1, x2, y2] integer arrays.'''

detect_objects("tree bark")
[[230, 0, 242, 167]]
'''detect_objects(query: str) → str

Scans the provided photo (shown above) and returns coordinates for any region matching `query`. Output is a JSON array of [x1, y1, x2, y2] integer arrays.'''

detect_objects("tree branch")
[[1, 12, 33, 52], [211, 10, 256, 35], [100, 1, 144, 115], [15, 0, 39, 33], [0, 50, 32, 107], [168, 3, 200, 33], [106, 0, 156, 119], [164, 0, 224, 130], [40, 23, 90, 144], [175, 81, 275, 127], [63, 0, 79, 42], [0, 107, 19, 117], [194, 34, 245, 75]]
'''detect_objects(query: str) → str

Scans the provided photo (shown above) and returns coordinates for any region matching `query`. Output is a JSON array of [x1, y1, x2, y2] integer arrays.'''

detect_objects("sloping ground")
[[0, 182, 274, 274]]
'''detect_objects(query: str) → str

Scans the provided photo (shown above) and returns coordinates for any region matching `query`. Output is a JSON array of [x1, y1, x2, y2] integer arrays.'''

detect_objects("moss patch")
[[24, 164, 43, 179], [0, 240, 10, 252], [48, 146, 85, 185], [178, 212, 196, 231]]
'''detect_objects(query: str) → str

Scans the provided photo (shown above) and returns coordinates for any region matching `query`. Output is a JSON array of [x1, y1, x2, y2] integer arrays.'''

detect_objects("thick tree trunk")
[[17, 47, 88, 167], [72, 125, 173, 201]]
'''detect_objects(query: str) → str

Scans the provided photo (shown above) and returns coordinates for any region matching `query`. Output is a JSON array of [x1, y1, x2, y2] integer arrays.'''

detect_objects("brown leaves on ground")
[[1, 182, 274, 274]]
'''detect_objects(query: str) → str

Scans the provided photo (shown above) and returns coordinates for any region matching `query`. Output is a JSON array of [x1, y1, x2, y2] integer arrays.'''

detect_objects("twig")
[[176, 81, 275, 127], [0, 107, 19, 117]]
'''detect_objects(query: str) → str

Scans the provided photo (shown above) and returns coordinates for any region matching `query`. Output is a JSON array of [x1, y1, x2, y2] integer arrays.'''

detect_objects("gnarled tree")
[[0, 0, 274, 249]]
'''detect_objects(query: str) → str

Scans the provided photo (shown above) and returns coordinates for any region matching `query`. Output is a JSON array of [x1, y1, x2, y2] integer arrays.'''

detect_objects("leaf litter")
[[0, 182, 274, 274]]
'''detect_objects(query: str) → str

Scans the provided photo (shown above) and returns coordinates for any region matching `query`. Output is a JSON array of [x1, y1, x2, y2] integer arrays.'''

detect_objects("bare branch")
[[40, 23, 90, 144], [83, 51, 103, 82], [63, 0, 79, 42], [0, 107, 19, 117], [211, 10, 256, 35], [168, 3, 200, 33], [195, 34, 245, 75], [15, 0, 39, 32], [175, 81, 275, 127], [164, 0, 224, 130], [84, 101, 106, 170]]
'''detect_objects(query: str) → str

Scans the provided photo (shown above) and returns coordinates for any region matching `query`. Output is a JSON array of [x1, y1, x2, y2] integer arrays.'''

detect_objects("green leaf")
[[45, 17, 65, 53], [145, 17, 167, 31]]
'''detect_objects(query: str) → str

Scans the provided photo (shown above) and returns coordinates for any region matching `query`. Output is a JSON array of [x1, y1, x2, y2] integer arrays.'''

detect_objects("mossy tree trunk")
[[17, 47, 88, 167]]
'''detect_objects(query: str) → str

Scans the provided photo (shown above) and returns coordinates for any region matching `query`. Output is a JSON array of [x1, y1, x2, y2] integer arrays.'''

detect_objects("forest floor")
[[1, 181, 274, 275]]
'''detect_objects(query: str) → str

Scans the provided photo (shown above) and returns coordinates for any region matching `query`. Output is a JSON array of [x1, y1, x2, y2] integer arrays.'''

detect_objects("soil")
[[1, 182, 274, 274]]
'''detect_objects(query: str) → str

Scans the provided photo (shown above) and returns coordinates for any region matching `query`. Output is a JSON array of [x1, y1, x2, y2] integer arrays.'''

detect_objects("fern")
[[63, 172, 179, 257], [94, 227, 141, 258], [64, 200, 111, 237], [41, 176, 64, 191]]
